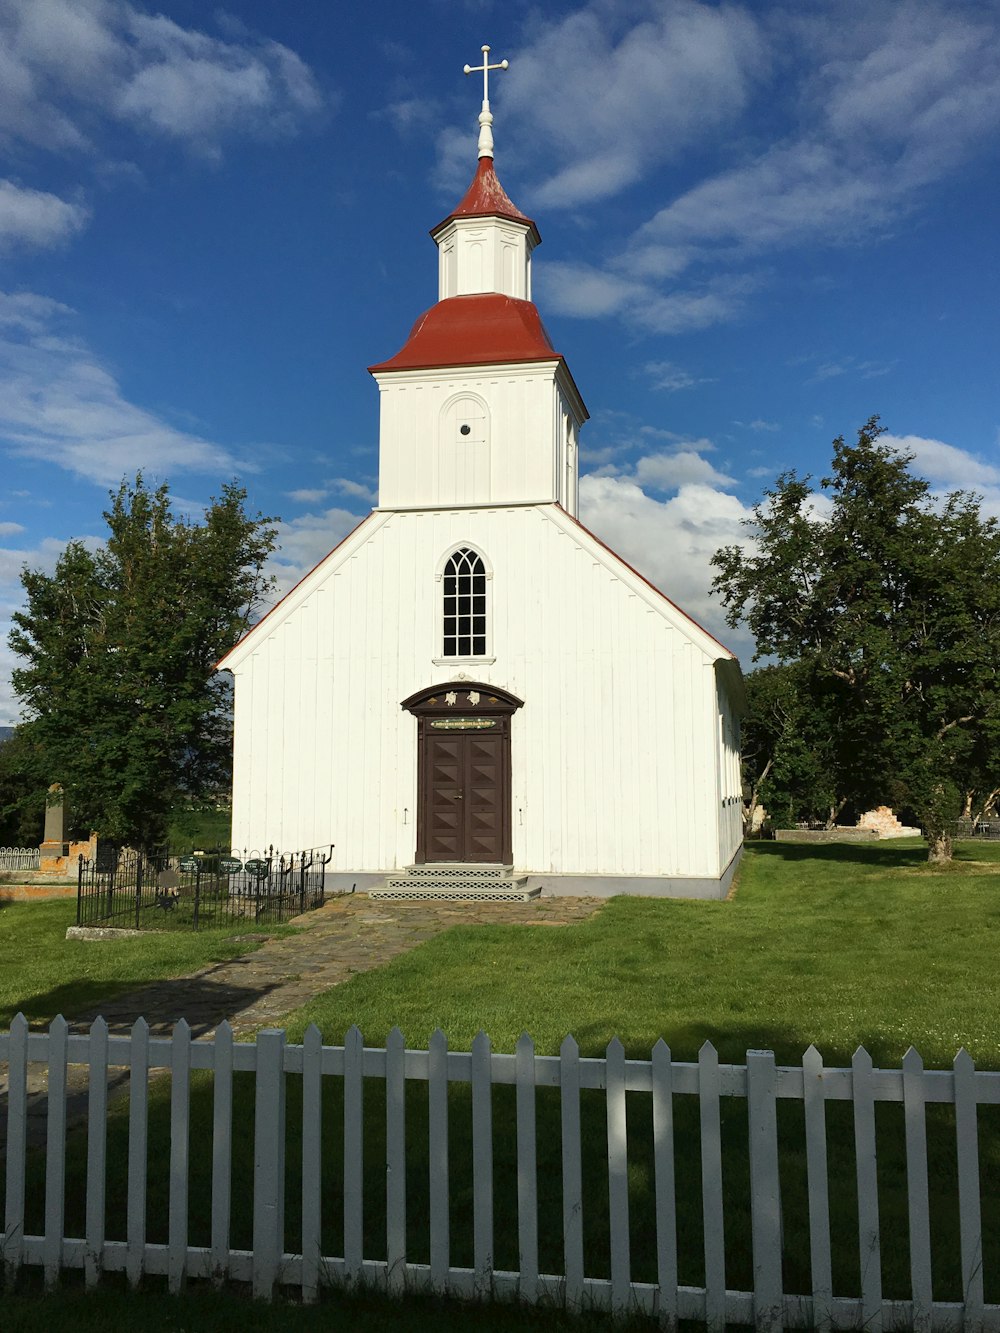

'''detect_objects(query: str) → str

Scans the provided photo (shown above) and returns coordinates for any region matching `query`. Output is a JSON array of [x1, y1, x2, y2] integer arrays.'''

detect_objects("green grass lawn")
[[0, 899, 287, 1027], [2, 1279, 645, 1332], [6, 840, 999, 1318], [281, 838, 1000, 1068]]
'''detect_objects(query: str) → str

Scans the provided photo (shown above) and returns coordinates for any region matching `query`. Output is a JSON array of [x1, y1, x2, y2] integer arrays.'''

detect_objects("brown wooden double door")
[[422, 728, 508, 863], [403, 682, 523, 866]]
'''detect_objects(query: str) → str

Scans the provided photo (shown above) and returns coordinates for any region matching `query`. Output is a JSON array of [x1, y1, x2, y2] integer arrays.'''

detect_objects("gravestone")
[[38, 783, 71, 873]]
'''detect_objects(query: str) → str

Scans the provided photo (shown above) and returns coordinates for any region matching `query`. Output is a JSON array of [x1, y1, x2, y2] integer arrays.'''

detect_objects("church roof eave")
[[215, 510, 386, 673], [548, 504, 742, 666]]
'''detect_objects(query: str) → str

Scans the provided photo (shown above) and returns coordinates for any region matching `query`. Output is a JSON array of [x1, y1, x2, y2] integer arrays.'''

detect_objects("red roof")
[[369, 293, 561, 373], [431, 157, 540, 245]]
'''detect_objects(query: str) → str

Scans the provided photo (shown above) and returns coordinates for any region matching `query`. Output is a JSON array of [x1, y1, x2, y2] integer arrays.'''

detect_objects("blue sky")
[[1, 0, 999, 722]]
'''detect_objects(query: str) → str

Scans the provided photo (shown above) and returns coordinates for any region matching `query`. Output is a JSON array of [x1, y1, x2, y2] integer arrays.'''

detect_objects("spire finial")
[[463, 43, 509, 159]]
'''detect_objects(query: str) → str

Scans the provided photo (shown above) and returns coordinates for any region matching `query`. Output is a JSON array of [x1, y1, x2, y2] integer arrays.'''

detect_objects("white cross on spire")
[[463, 43, 509, 159]]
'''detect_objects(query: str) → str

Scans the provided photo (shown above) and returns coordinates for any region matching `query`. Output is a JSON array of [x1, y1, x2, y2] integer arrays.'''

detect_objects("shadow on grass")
[[3, 1273, 658, 1332], [747, 840, 930, 869], [567, 1016, 850, 1067], [11, 964, 283, 1033]]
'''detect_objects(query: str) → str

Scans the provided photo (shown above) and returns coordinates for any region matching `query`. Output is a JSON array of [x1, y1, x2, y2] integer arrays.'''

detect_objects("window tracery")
[[443, 547, 487, 657]]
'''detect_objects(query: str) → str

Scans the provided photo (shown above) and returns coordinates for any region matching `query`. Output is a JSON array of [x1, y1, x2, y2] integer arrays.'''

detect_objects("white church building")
[[218, 53, 745, 899]]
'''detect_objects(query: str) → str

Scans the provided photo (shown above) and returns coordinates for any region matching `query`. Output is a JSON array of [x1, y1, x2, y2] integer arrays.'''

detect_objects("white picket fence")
[[1, 1015, 997, 1328], [0, 846, 39, 872]]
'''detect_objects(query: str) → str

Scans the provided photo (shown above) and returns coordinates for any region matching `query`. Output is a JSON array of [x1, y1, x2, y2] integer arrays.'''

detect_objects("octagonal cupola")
[[430, 46, 539, 301]]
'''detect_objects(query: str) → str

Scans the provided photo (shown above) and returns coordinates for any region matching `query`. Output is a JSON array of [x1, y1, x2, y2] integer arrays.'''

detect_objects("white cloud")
[[503, 2, 767, 209], [636, 281, 757, 334], [535, 262, 637, 319], [643, 361, 713, 393], [809, 356, 896, 383], [0, 179, 89, 250], [267, 507, 368, 598], [883, 433, 1000, 491], [488, 2, 1000, 338], [0, 0, 323, 159], [432, 124, 473, 198], [636, 141, 886, 257], [634, 6, 1000, 264], [0, 290, 74, 331], [0, 522, 25, 537], [579, 472, 754, 661], [579, 443, 627, 467], [743, 420, 780, 433], [801, 492, 835, 525], [329, 477, 377, 503], [634, 450, 736, 491], [817, 7, 1000, 149], [0, 288, 247, 485], [538, 262, 754, 333], [380, 96, 441, 137], [285, 487, 328, 504]]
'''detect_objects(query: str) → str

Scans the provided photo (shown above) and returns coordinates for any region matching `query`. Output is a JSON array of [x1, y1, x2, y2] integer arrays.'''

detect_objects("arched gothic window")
[[443, 548, 487, 657]]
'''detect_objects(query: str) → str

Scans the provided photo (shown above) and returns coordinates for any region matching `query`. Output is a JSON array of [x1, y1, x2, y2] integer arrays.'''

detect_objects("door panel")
[[423, 730, 506, 863], [465, 735, 503, 861], [426, 736, 465, 861]]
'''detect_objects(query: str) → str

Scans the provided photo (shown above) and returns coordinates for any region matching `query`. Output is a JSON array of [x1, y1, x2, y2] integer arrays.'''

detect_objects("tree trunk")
[[824, 797, 847, 831], [926, 830, 953, 865], [744, 757, 773, 833]]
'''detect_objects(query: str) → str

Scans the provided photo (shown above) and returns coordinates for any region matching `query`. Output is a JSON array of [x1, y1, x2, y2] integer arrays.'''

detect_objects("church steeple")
[[430, 50, 538, 302], [369, 45, 587, 516]]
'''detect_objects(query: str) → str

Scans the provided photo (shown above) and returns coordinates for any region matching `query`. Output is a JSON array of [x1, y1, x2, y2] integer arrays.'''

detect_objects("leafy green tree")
[[0, 728, 45, 846], [7, 476, 276, 849], [713, 419, 1000, 863], [741, 663, 846, 830]]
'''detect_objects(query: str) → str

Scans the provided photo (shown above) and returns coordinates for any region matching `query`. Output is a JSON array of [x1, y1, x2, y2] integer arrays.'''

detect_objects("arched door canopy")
[[401, 682, 523, 716]]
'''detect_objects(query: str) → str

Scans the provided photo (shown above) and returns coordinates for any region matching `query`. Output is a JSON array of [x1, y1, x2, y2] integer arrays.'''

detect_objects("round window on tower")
[[443, 395, 488, 446]]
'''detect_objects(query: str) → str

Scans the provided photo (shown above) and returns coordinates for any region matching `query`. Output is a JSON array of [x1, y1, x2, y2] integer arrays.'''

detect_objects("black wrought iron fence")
[[76, 845, 333, 930]]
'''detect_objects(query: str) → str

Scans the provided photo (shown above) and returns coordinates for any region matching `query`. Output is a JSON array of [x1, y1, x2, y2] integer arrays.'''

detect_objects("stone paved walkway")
[[71, 890, 602, 1039], [3, 891, 603, 1147]]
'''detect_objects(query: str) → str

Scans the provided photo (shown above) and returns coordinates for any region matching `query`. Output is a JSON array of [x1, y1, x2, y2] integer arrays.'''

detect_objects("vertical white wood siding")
[[436, 218, 534, 300], [226, 504, 738, 881], [375, 363, 584, 514]]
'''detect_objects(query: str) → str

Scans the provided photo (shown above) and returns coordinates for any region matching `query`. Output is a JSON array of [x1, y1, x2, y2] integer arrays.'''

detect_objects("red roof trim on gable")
[[430, 157, 540, 246], [555, 504, 739, 661], [214, 511, 378, 670], [368, 294, 560, 374]]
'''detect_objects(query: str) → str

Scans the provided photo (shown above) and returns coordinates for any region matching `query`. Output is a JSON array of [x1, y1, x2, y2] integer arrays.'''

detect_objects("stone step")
[[370, 861, 536, 902], [399, 863, 519, 881], [370, 885, 541, 906], [371, 878, 538, 903], [370, 889, 540, 902]]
